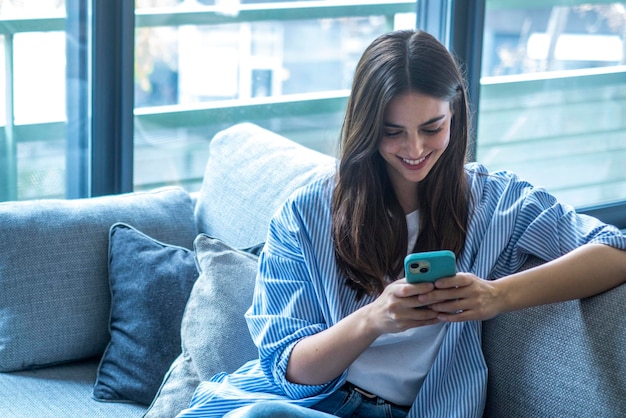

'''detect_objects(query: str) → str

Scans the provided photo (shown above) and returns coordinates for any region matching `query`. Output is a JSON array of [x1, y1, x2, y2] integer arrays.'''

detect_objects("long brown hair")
[[332, 30, 471, 299]]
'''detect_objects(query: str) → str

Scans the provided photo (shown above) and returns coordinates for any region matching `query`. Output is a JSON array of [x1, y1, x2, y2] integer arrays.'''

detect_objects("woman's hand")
[[421, 244, 626, 323], [286, 279, 441, 385], [417, 273, 503, 322], [362, 279, 441, 334]]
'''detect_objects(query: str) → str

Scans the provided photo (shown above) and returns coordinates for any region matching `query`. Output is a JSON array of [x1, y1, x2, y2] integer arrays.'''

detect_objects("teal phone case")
[[404, 250, 457, 283]]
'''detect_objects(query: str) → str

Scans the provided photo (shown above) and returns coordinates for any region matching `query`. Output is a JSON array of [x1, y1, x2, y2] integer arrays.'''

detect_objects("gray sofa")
[[0, 123, 624, 418]]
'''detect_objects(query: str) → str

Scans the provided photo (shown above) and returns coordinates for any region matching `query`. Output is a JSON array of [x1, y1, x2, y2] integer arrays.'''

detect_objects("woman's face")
[[378, 92, 452, 208]]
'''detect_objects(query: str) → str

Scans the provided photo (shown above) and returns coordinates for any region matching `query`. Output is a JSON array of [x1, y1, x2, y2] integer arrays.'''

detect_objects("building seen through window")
[[477, 2, 626, 209]]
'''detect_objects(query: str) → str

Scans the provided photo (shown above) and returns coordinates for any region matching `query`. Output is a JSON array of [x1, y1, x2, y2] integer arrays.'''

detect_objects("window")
[[0, 0, 416, 200], [132, 0, 417, 192], [477, 0, 626, 214], [1, 0, 625, 228]]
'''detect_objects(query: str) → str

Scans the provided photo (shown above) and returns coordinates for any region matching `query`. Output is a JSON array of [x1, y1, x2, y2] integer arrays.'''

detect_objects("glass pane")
[[0, 35, 5, 126], [0, 0, 71, 201], [13, 32, 66, 124], [133, 0, 416, 192], [477, 1, 626, 208], [0, 1, 64, 17]]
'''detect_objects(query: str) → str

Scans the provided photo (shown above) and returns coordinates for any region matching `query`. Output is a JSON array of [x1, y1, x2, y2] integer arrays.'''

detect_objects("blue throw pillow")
[[93, 223, 199, 405]]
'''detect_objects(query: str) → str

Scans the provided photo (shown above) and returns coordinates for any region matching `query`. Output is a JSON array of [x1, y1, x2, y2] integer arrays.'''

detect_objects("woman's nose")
[[406, 132, 424, 155]]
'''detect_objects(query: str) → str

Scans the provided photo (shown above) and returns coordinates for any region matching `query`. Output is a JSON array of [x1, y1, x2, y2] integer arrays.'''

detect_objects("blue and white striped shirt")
[[179, 163, 626, 418]]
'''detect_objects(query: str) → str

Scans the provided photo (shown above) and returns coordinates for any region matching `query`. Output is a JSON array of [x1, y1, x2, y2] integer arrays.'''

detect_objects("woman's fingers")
[[417, 273, 501, 321]]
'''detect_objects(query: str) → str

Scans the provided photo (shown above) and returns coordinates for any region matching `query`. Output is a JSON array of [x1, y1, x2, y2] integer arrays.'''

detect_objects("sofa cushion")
[[483, 259, 626, 417], [195, 122, 336, 248], [93, 223, 199, 405], [0, 187, 197, 372], [0, 359, 146, 417], [145, 234, 262, 417]]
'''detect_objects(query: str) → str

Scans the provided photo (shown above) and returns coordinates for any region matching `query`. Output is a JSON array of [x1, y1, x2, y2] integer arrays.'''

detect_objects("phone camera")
[[410, 262, 430, 274]]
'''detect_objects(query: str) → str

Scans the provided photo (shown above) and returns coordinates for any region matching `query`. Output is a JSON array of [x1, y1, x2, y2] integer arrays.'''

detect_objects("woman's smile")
[[400, 153, 430, 170]]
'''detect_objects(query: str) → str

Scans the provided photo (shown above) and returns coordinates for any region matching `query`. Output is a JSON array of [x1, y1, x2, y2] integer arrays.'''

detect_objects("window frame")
[[2, 0, 625, 229]]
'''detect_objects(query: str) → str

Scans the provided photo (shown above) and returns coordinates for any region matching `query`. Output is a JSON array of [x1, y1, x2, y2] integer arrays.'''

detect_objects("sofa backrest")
[[0, 187, 197, 372], [195, 123, 337, 248]]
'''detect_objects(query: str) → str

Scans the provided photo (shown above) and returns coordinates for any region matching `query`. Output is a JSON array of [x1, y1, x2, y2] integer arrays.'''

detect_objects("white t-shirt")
[[345, 210, 448, 406]]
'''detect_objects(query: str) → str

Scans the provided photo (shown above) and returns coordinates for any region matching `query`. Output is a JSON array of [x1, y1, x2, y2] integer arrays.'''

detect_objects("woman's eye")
[[384, 130, 402, 137], [422, 127, 443, 135]]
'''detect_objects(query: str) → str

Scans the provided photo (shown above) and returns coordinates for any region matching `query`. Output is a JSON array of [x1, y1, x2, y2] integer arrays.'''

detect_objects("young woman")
[[178, 29, 626, 418]]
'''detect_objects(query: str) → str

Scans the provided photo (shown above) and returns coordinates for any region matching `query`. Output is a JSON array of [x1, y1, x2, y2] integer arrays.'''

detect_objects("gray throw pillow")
[[145, 234, 262, 417], [144, 351, 200, 418], [93, 223, 199, 405], [0, 187, 197, 372]]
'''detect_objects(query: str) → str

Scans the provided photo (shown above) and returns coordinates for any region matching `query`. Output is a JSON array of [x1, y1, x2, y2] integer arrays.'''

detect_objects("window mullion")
[[66, 0, 89, 199], [449, 0, 485, 162], [416, 0, 452, 47], [91, 0, 134, 197], [416, 0, 485, 161]]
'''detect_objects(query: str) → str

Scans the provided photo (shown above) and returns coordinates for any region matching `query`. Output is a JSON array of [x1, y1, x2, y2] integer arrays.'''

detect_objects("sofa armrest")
[[483, 256, 626, 417]]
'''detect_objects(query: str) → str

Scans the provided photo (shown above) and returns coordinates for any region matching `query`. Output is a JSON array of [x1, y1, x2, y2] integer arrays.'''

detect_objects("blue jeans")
[[236, 385, 409, 418]]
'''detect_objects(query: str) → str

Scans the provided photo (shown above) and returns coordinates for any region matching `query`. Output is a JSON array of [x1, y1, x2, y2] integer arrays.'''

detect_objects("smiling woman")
[[378, 92, 452, 210], [334, 29, 471, 299], [174, 28, 626, 418]]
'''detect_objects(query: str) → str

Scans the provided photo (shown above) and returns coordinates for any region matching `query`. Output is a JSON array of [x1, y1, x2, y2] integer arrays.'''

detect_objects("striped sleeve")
[[245, 178, 342, 399], [463, 164, 626, 279]]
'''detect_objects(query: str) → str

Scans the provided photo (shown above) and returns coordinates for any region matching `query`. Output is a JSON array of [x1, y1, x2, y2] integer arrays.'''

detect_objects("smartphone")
[[404, 250, 457, 283]]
